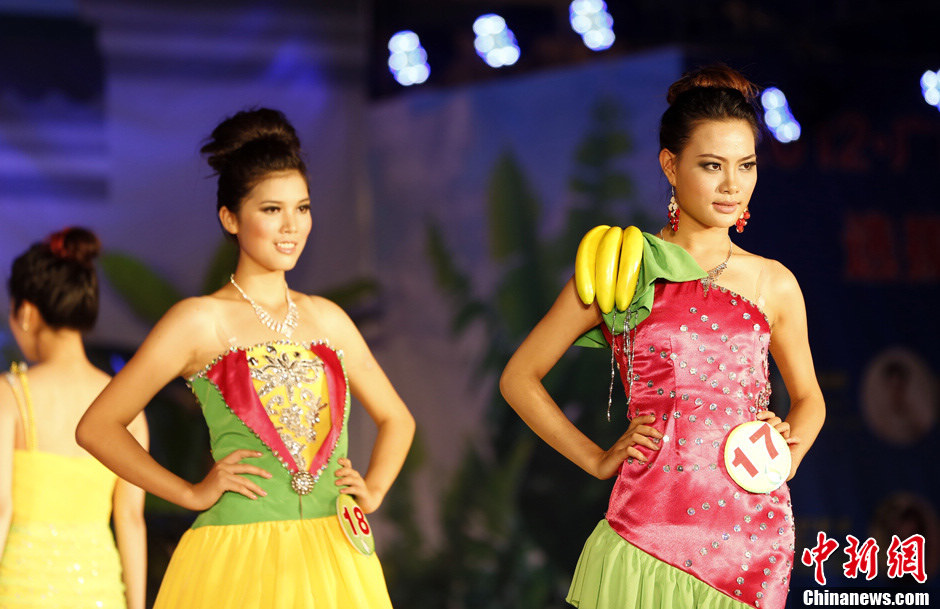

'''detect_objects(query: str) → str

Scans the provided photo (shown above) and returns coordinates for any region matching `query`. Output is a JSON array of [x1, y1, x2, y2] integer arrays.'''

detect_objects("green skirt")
[[567, 520, 750, 609]]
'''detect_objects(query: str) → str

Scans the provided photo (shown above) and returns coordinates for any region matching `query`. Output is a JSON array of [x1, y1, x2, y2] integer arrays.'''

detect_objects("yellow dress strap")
[[4, 362, 37, 451]]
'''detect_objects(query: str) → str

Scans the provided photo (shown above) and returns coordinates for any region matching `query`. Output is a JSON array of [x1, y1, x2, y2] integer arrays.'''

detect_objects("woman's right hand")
[[182, 449, 272, 511], [593, 414, 662, 479]]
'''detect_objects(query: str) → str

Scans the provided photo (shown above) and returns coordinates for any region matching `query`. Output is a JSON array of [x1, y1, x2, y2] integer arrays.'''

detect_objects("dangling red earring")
[[735, 209, 750, 233], [668, 187, 680, 232]]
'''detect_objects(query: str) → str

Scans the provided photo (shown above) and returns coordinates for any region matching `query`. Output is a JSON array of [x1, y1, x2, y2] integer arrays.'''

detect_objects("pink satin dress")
[[595, 279, 793, 608]]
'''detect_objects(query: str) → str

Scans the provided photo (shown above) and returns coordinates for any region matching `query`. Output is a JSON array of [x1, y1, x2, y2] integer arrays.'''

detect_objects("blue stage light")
[[760, 87, 801, 143], [569, 0, 615, 51], [473, 14, 520, 68], [109, 353, 127, 374], [921, 70, 940, 108], [388, 30, 430, 86]]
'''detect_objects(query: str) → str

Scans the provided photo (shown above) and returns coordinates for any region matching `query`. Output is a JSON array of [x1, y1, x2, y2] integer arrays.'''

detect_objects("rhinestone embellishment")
[[290, 470, 315, 495], [599, 273, 784, 585], [230, 275, 299, 338]]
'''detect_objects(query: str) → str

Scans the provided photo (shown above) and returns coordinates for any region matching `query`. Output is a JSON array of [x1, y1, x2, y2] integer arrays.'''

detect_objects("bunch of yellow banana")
[[574, 225, 643, 314]]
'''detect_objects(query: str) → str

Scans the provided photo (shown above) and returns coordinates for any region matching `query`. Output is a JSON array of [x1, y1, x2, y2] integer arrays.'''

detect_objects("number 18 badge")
[[336, 494, 376, 555]]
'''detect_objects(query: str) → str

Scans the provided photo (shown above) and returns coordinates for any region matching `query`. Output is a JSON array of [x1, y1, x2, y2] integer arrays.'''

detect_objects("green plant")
[[383, 98, 655, 607]]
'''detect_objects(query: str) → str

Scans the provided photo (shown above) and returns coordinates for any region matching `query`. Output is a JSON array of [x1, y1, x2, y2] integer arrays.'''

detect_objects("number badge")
[[336, 494, 376, 556], [723, 420, 791, 494]]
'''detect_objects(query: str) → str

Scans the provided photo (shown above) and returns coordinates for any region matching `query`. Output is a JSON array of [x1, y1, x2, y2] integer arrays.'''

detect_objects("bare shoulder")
[[165, 295, 221, 323], [762, 258, 802, 298], [139, 295, 227, 361], [757, 258, 805, 329], [294, 293, 360, 343], [155, 296, 222, 335], [0, 376, 15, 419], [298, 293, 355, 322], [733, 246, 799, 290], [731, 244, 770, 267], [295, 292, 346, 314], [292, 291, 340, 317], [89, 366, 113, 389]]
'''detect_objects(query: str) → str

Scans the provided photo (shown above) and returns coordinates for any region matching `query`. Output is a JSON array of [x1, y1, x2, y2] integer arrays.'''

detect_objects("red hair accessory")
[[48, 229, 70, 259]]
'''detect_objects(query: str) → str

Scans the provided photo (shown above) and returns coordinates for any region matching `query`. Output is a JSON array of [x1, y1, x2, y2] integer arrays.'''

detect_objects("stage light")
[[921, 70, 940, 108], [473, 14, 520, 68], [109, 353, 127, 374], [761, 87, 801, 143], [388, 30, 430, 86], [569, 0, 615, 51]]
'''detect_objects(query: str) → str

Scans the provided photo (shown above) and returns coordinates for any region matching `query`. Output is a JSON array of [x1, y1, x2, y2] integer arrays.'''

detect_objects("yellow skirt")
[[153, 516, 392, 609], [0, 521, 126, 609]]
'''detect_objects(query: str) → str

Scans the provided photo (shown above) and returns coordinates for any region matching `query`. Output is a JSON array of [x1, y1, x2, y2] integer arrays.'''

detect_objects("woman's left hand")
[[335, 458, 382, 513], [756, 410, 801, 446]]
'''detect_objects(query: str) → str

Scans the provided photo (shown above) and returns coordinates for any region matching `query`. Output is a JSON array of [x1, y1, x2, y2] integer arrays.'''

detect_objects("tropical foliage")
[[382, 99, 656, 607]]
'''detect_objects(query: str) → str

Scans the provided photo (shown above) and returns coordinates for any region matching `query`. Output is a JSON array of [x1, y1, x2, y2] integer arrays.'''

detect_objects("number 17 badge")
[[723, 420, 791, 493]]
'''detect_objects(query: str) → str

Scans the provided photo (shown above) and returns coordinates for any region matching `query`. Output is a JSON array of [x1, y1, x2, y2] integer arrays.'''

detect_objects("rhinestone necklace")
[[702, 242, 733, 296], [229, 275, 299, 339], [656, 229, 733, 291]]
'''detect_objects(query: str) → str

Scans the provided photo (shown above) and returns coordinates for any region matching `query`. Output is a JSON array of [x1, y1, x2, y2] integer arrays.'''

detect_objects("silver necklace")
[[229, 275, 298, 339], [656, 229, 733, 286], [702, 242, 733, 295]]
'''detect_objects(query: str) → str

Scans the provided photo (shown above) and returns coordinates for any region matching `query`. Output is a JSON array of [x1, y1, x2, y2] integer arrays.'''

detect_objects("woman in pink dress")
[[500, 65, 826, 609]]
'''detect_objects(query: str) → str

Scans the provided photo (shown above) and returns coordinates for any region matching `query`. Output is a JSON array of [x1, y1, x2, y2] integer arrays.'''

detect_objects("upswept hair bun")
[[8, 227, 101, 332], [660, 64, 762, 154], [47, 226, 101, 267], [200, 107, 308, 219], [666, 64, 759, 105]]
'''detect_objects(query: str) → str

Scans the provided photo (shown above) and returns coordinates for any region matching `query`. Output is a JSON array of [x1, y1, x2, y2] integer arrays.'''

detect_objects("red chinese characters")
[[802, 532, 840, 585], [843, 535, 879, 581], [802, 531, 928, 586], [886, 534, 927, 583]]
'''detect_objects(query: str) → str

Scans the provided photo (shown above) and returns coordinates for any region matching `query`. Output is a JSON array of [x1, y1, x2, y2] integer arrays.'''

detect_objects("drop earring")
[[668, 187, 680, 232], [735, 209, 750, 233]]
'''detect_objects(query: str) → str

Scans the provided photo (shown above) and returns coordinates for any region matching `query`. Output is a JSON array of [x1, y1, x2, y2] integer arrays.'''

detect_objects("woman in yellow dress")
[[0, 227, 149, 609], [76, 108, 415, 608]]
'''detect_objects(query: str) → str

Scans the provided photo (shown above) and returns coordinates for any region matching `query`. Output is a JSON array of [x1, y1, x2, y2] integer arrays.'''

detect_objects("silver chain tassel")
[[607, 307, 637, 422]]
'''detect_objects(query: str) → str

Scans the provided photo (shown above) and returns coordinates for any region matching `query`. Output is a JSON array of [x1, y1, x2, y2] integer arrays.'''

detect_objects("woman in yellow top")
[[76, 108, 415, 608], [0, 227, 149, 609]]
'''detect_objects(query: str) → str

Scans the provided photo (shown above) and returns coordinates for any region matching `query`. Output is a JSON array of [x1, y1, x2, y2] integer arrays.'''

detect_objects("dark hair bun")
[[667, 64, 759, 105], [659, 64, 762, 154], [200, 108, 308, 224], [47, 227, 100, 267], [201, 108, 301, 174], [8, 226, 101, 331]]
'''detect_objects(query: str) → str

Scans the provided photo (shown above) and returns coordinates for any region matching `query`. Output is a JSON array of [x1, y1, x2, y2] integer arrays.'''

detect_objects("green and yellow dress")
[[0, 364, 126, 609], [153, 341, 391, 609]]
